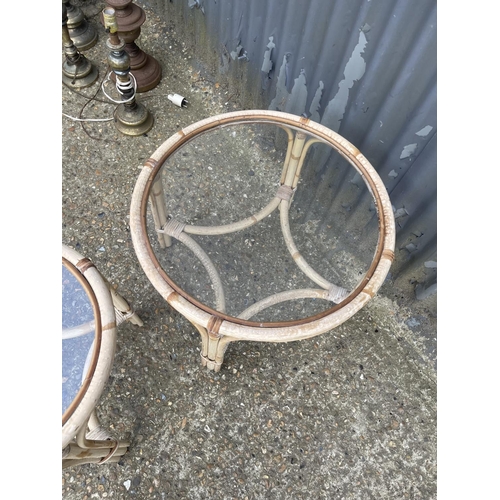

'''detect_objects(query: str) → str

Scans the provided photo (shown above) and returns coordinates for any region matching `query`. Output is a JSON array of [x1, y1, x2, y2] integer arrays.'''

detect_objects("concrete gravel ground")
[[60, 2, 437, 498]]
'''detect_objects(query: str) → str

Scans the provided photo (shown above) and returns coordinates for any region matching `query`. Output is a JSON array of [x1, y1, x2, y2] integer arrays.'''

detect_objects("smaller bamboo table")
[[130, 110, 395, 372], [62, 244, 143, 469]]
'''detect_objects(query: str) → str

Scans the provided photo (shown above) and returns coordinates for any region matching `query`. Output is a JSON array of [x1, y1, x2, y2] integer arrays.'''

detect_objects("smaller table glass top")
[[62, 261, 97, 418]]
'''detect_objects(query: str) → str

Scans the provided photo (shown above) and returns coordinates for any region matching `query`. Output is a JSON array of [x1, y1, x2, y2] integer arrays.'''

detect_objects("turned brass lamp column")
[[62, 0, 98, 51], [103, 8, 154, 136], [62, 4, 99, 88], [101, 0, 161, 92]]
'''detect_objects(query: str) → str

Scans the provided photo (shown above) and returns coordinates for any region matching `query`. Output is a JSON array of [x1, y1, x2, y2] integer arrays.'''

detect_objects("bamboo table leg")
[[62, 411, 130, 469]]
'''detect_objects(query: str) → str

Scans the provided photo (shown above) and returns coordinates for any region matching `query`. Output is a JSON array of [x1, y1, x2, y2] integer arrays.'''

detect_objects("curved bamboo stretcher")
[[62, 244, 143, 469], [130, 110, 395, 372]]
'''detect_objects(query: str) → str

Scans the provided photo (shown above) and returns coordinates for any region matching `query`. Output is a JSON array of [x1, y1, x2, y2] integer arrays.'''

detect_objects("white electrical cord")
[[62, 113, 114, 122], [62, 71, 138, 122], [101, 71, 137, 104]]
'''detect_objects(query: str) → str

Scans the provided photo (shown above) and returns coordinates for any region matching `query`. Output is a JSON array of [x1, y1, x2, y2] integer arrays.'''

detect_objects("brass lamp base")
[[62, 3, 99, 88], [64, 0, 98, 51], [114, 103, 154, 136], [62, 57, 99, 89]]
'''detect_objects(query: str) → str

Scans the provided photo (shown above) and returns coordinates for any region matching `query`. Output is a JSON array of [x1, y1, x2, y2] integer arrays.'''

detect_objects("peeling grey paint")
[[261, 37, 275, 90], [269, 30, 368, 128], [285, 69, 308, 116], [389, 169, 398, 178], [269, 53, 292, 111], [309, 81, 324, 123], [320, 31, 368, 133], [416, 125, 433, 137], [230, 43, 243, 60], [400, 143, 418, 159], [394, 207, 409, 219], [261, 37, 275, 74], [301, 30, 370, 180]]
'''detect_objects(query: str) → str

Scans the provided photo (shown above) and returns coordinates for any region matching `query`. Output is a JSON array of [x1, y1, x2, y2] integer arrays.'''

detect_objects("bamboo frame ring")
[[130, 110, 395, 345], [62, 244, 118, 449]]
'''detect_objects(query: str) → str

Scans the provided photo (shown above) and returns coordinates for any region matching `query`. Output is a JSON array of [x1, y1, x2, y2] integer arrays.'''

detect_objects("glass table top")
[[142, 120, 382, 325], [62, 261, 97, 418]]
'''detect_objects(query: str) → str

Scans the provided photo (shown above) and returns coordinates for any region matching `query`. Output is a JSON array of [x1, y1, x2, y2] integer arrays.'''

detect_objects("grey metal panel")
[[144, 0, 437, 301]]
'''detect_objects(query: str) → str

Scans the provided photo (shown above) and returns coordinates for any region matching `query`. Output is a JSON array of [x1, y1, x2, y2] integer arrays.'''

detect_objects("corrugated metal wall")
[[144, 0, 437, 306]]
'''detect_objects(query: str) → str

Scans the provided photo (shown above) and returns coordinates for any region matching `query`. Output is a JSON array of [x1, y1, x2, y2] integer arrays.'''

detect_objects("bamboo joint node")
[[382, 249, 395, 262], [276, 184, 294, 201], [207, 316, 223, 338], [144, 158, 158, 170], [327, 285, 349, 304], [76, 258, 95, 273], [162, 218, 186, 238]]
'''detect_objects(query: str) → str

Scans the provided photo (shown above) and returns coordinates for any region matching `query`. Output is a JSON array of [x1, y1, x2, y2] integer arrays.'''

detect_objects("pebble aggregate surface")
[[62, 2, 437, 498]]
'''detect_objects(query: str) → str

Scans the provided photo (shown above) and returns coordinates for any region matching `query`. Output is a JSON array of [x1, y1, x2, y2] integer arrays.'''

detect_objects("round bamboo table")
[[130, 110, 395, 372], [62, 244, 142, 468]]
